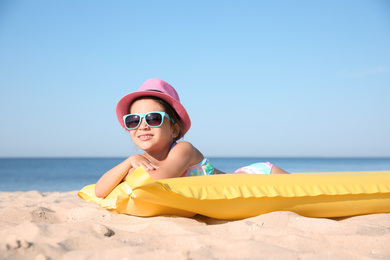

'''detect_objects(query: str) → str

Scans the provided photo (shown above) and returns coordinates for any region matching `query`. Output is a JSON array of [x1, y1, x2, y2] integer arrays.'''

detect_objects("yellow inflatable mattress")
[[78, 168, 390, 219]]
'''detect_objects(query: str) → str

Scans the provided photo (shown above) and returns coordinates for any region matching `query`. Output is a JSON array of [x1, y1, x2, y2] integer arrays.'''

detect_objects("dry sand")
[[0, 190, 389, 260]]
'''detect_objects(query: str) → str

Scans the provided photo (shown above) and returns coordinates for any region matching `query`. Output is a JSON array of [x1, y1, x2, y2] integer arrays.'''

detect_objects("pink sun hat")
[[116, 78, 191, 139]]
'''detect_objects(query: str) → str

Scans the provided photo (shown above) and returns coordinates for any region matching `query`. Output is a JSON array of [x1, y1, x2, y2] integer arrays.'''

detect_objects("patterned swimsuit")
[[171, 142, 274, 176], [181, 158, 215, 177]]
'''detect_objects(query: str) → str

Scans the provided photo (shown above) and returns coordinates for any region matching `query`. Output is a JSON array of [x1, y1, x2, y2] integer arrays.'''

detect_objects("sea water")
[[0, 157, 389, 192]]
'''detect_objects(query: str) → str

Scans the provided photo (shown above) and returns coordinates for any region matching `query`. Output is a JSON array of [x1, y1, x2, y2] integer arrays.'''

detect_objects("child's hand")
[[129, 154, 158, 171]]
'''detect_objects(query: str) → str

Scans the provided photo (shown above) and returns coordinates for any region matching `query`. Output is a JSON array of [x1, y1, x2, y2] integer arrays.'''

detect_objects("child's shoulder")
[[172, 141, 194, 150], [170, 141, 203, 166]]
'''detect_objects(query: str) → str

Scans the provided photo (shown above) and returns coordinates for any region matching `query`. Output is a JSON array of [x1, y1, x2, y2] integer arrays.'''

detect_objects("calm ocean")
[[0, 157, 390, 192]]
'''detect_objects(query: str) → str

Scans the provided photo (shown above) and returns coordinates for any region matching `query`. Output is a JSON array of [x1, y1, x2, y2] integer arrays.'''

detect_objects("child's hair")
[[130, 96, 184, 142]]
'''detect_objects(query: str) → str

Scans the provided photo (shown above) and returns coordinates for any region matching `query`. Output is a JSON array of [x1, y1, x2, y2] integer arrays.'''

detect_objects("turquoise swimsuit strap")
[[170, 142, 177, 151]]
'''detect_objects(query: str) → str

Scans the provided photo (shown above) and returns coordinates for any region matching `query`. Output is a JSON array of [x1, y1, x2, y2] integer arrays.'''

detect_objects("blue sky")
[[0, 0, 389, 157]]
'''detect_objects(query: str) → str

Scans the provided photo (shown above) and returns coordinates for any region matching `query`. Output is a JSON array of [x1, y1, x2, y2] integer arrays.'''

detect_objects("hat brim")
[[116, 91, 191, 139]]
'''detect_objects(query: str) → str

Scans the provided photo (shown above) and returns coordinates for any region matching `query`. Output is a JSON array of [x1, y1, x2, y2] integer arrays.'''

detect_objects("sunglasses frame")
[[123, 111, 175, 130]]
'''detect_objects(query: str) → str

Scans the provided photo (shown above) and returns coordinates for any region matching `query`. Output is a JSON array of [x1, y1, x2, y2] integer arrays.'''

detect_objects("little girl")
[[95, 78, 288, 198]]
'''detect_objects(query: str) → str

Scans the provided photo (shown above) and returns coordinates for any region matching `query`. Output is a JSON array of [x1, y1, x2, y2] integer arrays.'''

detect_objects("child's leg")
[[270, 166, 290, 174]]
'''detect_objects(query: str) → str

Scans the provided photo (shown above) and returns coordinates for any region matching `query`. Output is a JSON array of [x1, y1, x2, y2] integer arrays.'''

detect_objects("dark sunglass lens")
[[125, 115, 140, 129], [146, 113, 163, 126]]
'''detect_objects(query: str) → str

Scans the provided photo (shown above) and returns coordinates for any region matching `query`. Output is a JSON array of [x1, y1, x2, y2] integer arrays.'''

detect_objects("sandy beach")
[[0, 190, 389, 260]]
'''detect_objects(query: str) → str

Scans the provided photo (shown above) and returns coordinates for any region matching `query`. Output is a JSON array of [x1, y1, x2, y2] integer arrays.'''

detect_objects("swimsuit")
[[181, 160, 274, 176], [171, 142, 273, 176], [181, 158, 215, 177], [234, 162, 274, 175]]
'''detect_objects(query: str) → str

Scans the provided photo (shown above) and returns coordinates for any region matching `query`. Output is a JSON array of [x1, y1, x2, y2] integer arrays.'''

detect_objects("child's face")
[[129, 98, 178, 154]]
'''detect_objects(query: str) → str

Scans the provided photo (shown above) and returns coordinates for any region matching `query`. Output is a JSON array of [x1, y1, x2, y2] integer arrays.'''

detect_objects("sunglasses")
[[123, 111, 175, 130]]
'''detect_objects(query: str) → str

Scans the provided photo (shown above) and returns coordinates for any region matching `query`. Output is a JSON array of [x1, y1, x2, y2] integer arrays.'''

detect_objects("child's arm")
[[94, 155, 157, 198]]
